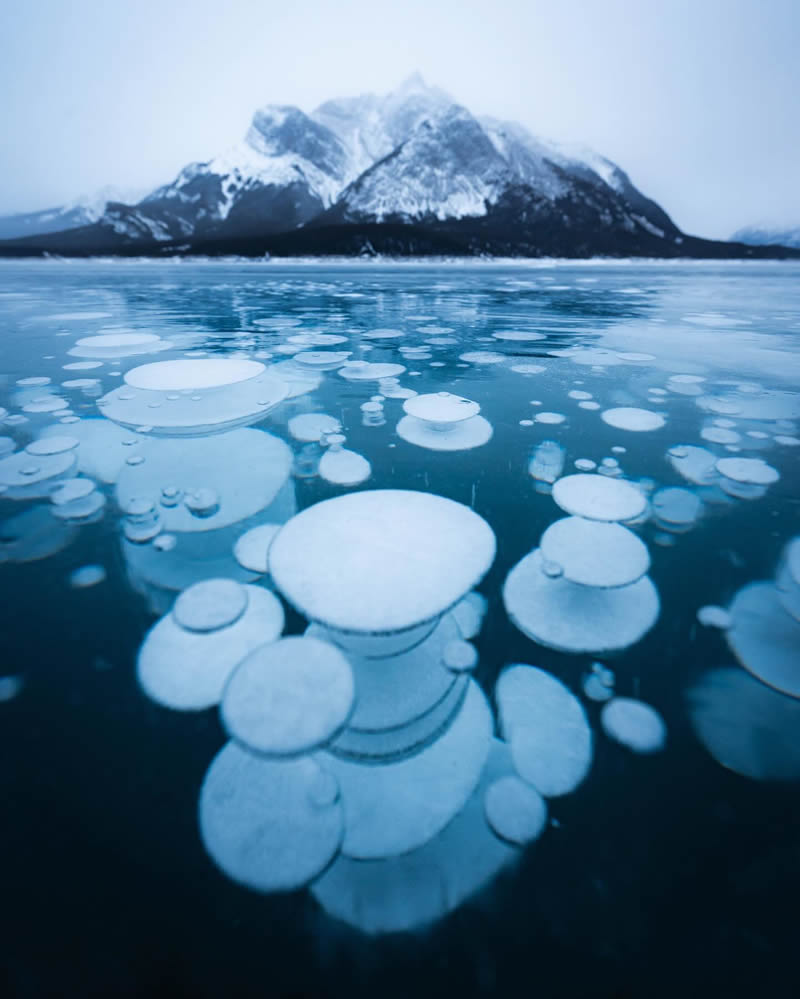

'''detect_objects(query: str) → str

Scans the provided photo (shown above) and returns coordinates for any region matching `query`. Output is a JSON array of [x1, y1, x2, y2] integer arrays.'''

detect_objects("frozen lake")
[[1, 259, 799, 998]]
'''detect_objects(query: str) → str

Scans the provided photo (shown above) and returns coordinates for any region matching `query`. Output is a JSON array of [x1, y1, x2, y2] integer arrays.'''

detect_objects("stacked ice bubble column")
[[396, 391, 493, 451], [93, 358, 294, 611], [503, 474, 660, 654]]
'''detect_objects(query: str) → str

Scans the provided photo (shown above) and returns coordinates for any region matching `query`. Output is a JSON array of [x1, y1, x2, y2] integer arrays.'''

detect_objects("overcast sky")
[[0, 0, 797, 238]]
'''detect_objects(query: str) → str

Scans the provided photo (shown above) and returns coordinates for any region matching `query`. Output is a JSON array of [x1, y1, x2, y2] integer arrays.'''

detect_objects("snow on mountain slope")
[[331, 106, 509, 222], [731, 224, 800, 249], [0, 185, 146, 240]]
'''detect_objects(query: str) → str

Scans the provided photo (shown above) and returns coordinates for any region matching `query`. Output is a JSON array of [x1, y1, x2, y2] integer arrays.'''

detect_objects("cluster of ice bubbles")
[[126, 486, 674, 934], [689, 537, 800, 780]]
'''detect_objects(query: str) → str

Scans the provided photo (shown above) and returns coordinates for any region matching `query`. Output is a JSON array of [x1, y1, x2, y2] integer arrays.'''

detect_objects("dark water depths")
[[1, 260, 799, 998]]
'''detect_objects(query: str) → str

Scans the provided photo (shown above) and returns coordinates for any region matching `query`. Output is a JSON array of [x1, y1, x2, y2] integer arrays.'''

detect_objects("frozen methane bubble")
[[69, 565, 106, 588], [552, 474, 647, 522], [600, 407, 665, 432], [0, 450, 76, 498], [317, 679, 491, 859], [124, 358, 263, 390], [137, 584, 284, 710], [503, 549, 659, 653], [687, 667, 800, 780], [539, 516, 650, 588], [116, 429, 292, 533], [339, 361, 406, 381], [0, 506, 77, 563], [776, 537, 800, 621], [100, 359, 288, 436], [535, 412, 566, 425], [451, 591, 488, 640], [725, 582, 800, 697], [311, 739, 519, 935], [511, 363, 546, 374], [496, 665, 592, 796], [492, 330, 546, 342], [601, 698, 667, 754], [363, 328, 405, 339], [397, 391, 492, 452], [459, 351, 505, 365], [528, 441, 565, 485], [199, 743, 343, 893], [68, 332, 170, 359], [715, 457, 780, 485], [403, 392, 480, 425], [442, 639, 478, 672], [233, 523, 281, 575], [667, 444, 719, 486], [484, 776, 548, 845], [269, 490, 496, 634], [652, 487, 703, 528], [173, 578, 249, 632], [287, 413, 341, 442], [25, 436, 79, 456], [697, 605, 732, 629], [221, 637, 355, 755], [318, 447, 371, 486], [292, 350, 351, 370]]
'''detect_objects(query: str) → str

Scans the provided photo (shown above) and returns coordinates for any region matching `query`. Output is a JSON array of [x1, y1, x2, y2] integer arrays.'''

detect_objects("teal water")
[[1, 260, 799, 998]]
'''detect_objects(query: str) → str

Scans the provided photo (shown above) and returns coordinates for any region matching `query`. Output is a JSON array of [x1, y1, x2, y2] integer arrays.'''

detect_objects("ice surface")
[[270, 490, 496, 633]]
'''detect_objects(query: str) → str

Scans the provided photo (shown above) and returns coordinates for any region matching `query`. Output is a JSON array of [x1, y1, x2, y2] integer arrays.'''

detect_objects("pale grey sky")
[[0, 0, 797, 238]]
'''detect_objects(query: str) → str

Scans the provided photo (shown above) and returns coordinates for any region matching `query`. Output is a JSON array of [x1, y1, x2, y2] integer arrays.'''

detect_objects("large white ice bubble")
[[776, 538, 800, 622], [311, 739, 519, 934], [601, 697, 666, 753], [99, 359, 287, 436], [600, 407, 665, 432], [484, 775, 548, 845], [726, 582, 800, 698], [222, 637, 355, 756], [687, 666, 800, 780], [539, 516, 650, 588], [116, 429, 292, 533], [270, 490, 496, 634], [287, 413, 341, 442], [318, 446, 372, 487], [715, 457, 780, 486], [316, 678, 492, 859], [503, 549, 659, 653], [68, 332, 171, 359], [552, 474, 647, 522], [496, 664, 592, 796], [199, 742, 343, 892], [137, 583, 285, 710]]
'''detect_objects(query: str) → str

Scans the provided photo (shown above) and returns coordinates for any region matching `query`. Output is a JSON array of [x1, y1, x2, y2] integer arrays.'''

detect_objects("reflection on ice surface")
[[1, 259, 799, 938]]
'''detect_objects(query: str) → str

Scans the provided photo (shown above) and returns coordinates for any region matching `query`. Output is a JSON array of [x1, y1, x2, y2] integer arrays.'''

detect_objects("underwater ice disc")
[[538, 516, 650, 588], [551, 473, 647, 522], [99, 358, 288, 435], [503, 549, 659, 653], [221, 637, 355, 756], [199, 742, 344, 893]]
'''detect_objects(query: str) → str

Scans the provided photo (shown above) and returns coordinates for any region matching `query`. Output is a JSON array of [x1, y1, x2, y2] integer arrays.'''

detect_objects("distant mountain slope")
[[0, 186, 145, 240], [732, 224, 800, 249], [0, 74, 797, 259]]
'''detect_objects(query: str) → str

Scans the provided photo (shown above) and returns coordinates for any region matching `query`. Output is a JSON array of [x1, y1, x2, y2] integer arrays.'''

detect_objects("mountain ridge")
[[1, 75, 798, 259]]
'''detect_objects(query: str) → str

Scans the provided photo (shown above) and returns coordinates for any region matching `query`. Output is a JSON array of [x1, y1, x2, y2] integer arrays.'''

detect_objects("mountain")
[[731, 224, 800, 249], [1, 75, 797, 259], [0, 186, 146, 240]]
